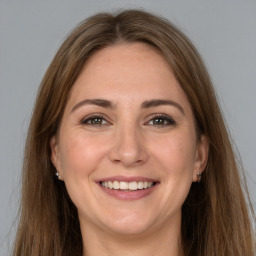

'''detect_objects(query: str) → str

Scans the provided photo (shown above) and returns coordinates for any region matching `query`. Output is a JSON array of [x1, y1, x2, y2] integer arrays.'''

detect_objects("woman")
[[13, 9, 255, 256]]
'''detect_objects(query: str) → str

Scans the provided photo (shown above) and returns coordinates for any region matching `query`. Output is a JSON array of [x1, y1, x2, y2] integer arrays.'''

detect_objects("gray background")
[[0, 0, 255, 255]]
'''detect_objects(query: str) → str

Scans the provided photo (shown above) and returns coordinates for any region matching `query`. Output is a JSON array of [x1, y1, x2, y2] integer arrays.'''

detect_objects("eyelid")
[[144, 113, 176, 126], [80, 113, 112, 125], [79, 112, 176, 127]]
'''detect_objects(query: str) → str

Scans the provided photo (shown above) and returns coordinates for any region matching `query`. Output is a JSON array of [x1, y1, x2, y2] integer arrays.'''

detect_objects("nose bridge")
[[109, 118, 147, 167]]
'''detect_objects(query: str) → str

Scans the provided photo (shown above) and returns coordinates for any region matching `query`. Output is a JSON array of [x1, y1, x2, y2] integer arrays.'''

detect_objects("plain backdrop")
[[0, 0, 255, 255]]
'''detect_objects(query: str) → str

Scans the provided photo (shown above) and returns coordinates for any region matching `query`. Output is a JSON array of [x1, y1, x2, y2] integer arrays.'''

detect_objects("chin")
[[98, 209, 158, 236], [105, 222, 153, 237]]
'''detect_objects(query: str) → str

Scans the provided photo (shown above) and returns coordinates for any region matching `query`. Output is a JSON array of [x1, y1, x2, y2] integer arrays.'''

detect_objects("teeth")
[[108, 181, 113, 189], [101, 181, 154, 191], [129, 181, 137, 190], [113, 181, 119, 189], [138, 181, 144, 189], [120, 181, 128, 190]]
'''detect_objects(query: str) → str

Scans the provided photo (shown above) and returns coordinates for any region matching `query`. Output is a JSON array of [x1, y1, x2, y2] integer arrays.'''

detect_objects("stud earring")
[[197, 172, 202, 183], [55, 171, 61, 180]]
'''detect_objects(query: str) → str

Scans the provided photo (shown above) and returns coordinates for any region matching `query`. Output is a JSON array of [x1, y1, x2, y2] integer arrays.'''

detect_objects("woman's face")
[[51, 42, 208, 237]]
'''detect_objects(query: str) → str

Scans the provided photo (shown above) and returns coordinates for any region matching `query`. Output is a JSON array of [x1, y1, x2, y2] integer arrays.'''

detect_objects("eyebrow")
[[141, 99, 185, 114], [71, 98, 185, 115], [71, 99, 116, 113]]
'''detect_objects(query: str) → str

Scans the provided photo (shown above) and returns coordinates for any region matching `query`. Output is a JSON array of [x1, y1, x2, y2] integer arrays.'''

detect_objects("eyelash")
[[80, 114, 110, 126], [145, 114, 176, 127], [80, 114, 176, 127]]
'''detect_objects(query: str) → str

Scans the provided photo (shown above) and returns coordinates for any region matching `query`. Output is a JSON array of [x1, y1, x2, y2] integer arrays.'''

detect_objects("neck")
[[80, 215, 183, 256]]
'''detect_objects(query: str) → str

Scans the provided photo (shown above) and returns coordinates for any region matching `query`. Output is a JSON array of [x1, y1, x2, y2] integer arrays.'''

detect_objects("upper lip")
[[95, 175, 159, 183]]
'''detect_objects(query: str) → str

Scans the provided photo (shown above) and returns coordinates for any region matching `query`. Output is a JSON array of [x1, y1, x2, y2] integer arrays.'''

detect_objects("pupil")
[[92, 118, 101, 124], [154, 118, 164, 125]]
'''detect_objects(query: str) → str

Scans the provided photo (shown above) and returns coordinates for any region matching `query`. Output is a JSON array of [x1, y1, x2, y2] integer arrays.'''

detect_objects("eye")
[[146, 114, 176, 127], [81, 115, 110, 126]]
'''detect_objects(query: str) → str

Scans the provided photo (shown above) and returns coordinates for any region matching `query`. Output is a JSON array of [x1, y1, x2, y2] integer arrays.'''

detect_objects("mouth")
[[100, 180, 156, 191], [97, 177, 159, 200]]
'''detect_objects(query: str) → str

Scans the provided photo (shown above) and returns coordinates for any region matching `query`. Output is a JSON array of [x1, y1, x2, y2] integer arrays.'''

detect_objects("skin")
[[50, 42, 209, 256]]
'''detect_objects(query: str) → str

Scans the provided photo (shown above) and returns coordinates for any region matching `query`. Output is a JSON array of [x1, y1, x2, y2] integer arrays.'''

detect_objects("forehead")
[[66, 42, 191, 111], [78, 42, 172, 83]]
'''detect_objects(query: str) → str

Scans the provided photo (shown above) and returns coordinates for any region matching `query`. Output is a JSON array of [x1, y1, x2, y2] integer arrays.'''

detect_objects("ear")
[[50, 136, 63, 180], [193, 135, 209, 182]]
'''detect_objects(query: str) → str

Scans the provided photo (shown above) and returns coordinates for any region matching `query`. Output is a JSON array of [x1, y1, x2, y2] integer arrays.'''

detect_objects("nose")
[[108, 123, 148, 167]]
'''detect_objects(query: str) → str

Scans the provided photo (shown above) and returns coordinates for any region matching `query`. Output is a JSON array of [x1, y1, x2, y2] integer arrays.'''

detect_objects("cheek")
[[59, 132, 108, 179], [155, 133, 197, 175], [142, 132, 197, 219], [58, 132, 111, 211]]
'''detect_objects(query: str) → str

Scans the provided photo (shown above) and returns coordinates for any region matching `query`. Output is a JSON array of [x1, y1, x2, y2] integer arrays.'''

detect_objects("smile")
[[97, 177, 159, 200], [100, 181, 155, 191]]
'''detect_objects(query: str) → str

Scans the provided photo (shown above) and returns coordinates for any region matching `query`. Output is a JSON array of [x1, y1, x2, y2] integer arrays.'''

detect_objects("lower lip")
[[98, 183, 158, 200]]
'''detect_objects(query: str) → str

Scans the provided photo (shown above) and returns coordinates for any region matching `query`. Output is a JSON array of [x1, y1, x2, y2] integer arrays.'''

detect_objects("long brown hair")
[[13, 9, 255, 256]]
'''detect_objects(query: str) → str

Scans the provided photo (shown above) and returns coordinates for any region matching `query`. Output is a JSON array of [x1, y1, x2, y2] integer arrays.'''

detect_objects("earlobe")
[[50, 136, 63, 179], [193, 135, 209, 182]]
